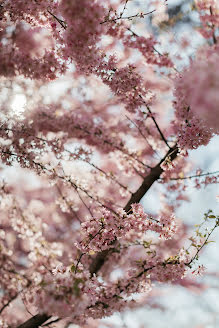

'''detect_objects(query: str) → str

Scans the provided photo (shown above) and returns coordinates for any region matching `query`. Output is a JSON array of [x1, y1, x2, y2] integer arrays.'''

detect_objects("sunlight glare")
[[11, 94, 27, 116]]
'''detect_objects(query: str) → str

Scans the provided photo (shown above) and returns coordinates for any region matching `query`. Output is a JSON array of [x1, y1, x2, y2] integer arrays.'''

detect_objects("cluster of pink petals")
[[76, 204, 178, 253], [124, 35, 173, 67], [99, 61, 147, 113], [3, 0, 54, 24], [0, 20, 65, 80], [1, 0, 154, 115], [195, 0, 219, 40], [194, 174, 219, 188], [27, 261, 187, 322], [0, 48, 63, 80], [192, 264, 206, 276], [151, 262, 186, 282], [173, 46, 219, 149], [26, 263, 91, 319], [59, 0, 106, 74]]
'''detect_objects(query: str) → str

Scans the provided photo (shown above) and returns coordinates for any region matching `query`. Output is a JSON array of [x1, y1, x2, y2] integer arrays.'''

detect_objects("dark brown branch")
[[17, 145, 178, 327], [17, 314, 51, 328], [134, 95, 171, 149], [210, 6, 217, 44], [125, 144, 178, 211], [124, 146, 177, 211], [85, 159, 131, 193], [90, 145, 178, 274], [89, 248, 113, 275]]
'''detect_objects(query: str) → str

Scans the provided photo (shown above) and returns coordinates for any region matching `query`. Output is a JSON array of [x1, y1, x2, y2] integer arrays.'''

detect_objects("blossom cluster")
[[25, 259, 187, 323], [195, 0, 219, 40], [26, 263, 91, 319], [99, 61, 147, 113], [124, 35, 173, 67], [194, 174, 219, 189], [59, 0, 106, 74], [151, 262, 186, 282], [0, 180, 211, 326], [76, 204, 178, 253], [0, 20, 65, 80], [3, 0, 54, 25], [173, 46, 219, 149]]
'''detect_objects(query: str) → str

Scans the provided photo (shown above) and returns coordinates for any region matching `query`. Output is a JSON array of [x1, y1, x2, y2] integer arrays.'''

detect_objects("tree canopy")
[[0, 0, 218, 327]]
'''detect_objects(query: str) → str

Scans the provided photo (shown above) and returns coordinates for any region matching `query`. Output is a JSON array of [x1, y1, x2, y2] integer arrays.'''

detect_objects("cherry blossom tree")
[[0, 0, 218, 327]]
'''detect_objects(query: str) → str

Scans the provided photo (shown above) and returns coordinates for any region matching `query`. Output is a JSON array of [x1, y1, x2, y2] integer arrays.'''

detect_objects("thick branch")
[[17, 314, 51, 328], [125, 145, 178, 211], [90, 145, 178, 274], [17, 145, 178, 327]]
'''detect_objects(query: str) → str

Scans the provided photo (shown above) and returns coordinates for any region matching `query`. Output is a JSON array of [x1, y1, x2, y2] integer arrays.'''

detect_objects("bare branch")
[[17, 314, 51, 328], [163, 170, 219, 181], [100, 9, 156, 24]]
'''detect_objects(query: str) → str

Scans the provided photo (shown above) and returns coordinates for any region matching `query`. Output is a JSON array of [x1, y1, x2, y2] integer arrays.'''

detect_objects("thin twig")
[[47, 9, 67, 29], [66, 149, 131, 193], [125, 115, 161, 159], [127, 27, 179, 73], [187, 220, 219, 266], [56, 184, 82, 223], [145, 104, 170, 148], [100, 9, 156, 24], [120, 0, 129, 18], [162, 170, 219, 181]]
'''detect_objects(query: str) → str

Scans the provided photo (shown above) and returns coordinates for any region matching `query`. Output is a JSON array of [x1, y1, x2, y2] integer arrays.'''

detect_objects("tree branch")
[[124, 146, 177, 211], [100, 9, 155, 24], [17, 146, 178, 327], [90, 145, 178, 274], [17, 314, 51, 328]]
